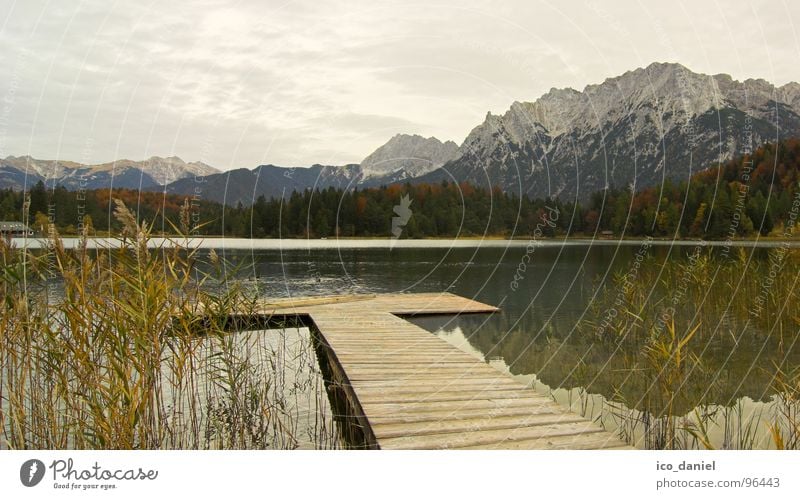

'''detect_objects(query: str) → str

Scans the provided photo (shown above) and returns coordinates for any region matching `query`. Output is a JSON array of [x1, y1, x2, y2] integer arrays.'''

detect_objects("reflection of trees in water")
[[410, 247, 800, 449], [435, 309, 800, 417]]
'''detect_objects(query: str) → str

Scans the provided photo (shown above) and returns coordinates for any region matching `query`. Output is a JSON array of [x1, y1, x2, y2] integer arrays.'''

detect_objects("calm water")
[[220, 244, 798, 381], [195, 239, 799, 448], [12, 236, 800, 448]]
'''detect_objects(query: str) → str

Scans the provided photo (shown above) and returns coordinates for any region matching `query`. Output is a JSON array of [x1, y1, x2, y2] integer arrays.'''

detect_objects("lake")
[[200, 238, 798, 449], [10, 236, 800, 448]]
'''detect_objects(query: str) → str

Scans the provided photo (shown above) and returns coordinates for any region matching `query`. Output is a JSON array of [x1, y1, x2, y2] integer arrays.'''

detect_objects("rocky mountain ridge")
[[4, 62, 800, 205]]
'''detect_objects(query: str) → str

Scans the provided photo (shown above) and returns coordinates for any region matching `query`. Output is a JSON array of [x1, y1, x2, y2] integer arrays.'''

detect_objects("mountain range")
[[417, 62, 800, 199], [0, 155, 217, 191], [3, 62, 800, 205], [162, 133, 462, 205]]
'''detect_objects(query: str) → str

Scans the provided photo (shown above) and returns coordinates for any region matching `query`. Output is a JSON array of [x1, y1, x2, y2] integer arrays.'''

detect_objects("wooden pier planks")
[[265, 292, 630, 450]]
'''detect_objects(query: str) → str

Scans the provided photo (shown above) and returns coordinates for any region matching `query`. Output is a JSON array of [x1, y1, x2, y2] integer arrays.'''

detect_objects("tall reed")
[[0, 200, 338, 449], [582, 247, 800, 449]]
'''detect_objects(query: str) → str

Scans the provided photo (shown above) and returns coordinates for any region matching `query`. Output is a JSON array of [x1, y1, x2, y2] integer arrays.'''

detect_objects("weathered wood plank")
[[378, 421, 605, 450], [362, 397, 559, 415], [371, 413, 588, 439], [349, 377, 521, 389], [356, 390, 551, 405], [364, 404, 565, 423], [458, 431, 634, 450]]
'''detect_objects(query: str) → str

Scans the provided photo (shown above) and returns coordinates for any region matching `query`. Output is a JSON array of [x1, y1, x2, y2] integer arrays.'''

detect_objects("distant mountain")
[[0, 155, 218, 191], [359, 134, 459, 180], [416, 62, 800, 199], [165, 164, 361, 205], [165, 134, 457, 205]]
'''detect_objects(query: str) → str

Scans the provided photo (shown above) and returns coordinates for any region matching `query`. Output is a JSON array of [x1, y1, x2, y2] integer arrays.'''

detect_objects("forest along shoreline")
[[2, 139, 800, 241]]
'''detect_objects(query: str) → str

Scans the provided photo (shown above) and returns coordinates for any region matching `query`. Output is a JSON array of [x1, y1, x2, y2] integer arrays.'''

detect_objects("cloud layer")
[[0, 0, 798, 169]]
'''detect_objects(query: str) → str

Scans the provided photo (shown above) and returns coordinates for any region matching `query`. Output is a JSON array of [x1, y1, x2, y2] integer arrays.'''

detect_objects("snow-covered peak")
[[458, 62, 800, 157]]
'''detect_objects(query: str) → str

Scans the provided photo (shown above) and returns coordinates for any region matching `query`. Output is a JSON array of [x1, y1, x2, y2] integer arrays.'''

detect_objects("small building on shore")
[[0, 221, 34, 237]]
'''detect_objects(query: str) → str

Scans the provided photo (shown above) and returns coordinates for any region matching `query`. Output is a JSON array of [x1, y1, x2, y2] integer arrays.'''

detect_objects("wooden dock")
[[264, 292, 630, 450]]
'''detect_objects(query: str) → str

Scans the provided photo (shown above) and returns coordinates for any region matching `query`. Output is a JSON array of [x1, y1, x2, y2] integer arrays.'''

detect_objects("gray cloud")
[[0, 0, 798, 169]]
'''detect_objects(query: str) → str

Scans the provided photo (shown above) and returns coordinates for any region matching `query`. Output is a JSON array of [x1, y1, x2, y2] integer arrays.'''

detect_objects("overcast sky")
[[0, 0, 798, 170]]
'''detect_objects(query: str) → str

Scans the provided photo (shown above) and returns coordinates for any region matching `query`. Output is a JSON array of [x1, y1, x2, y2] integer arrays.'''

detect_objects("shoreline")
[[9, 231, 800, 242], [9, 235, 800, 250]]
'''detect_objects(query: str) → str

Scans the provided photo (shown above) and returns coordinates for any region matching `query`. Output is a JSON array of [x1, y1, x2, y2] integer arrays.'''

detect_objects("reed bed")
[[0, 200, 339, 449], [581, 247, 800, 449]]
